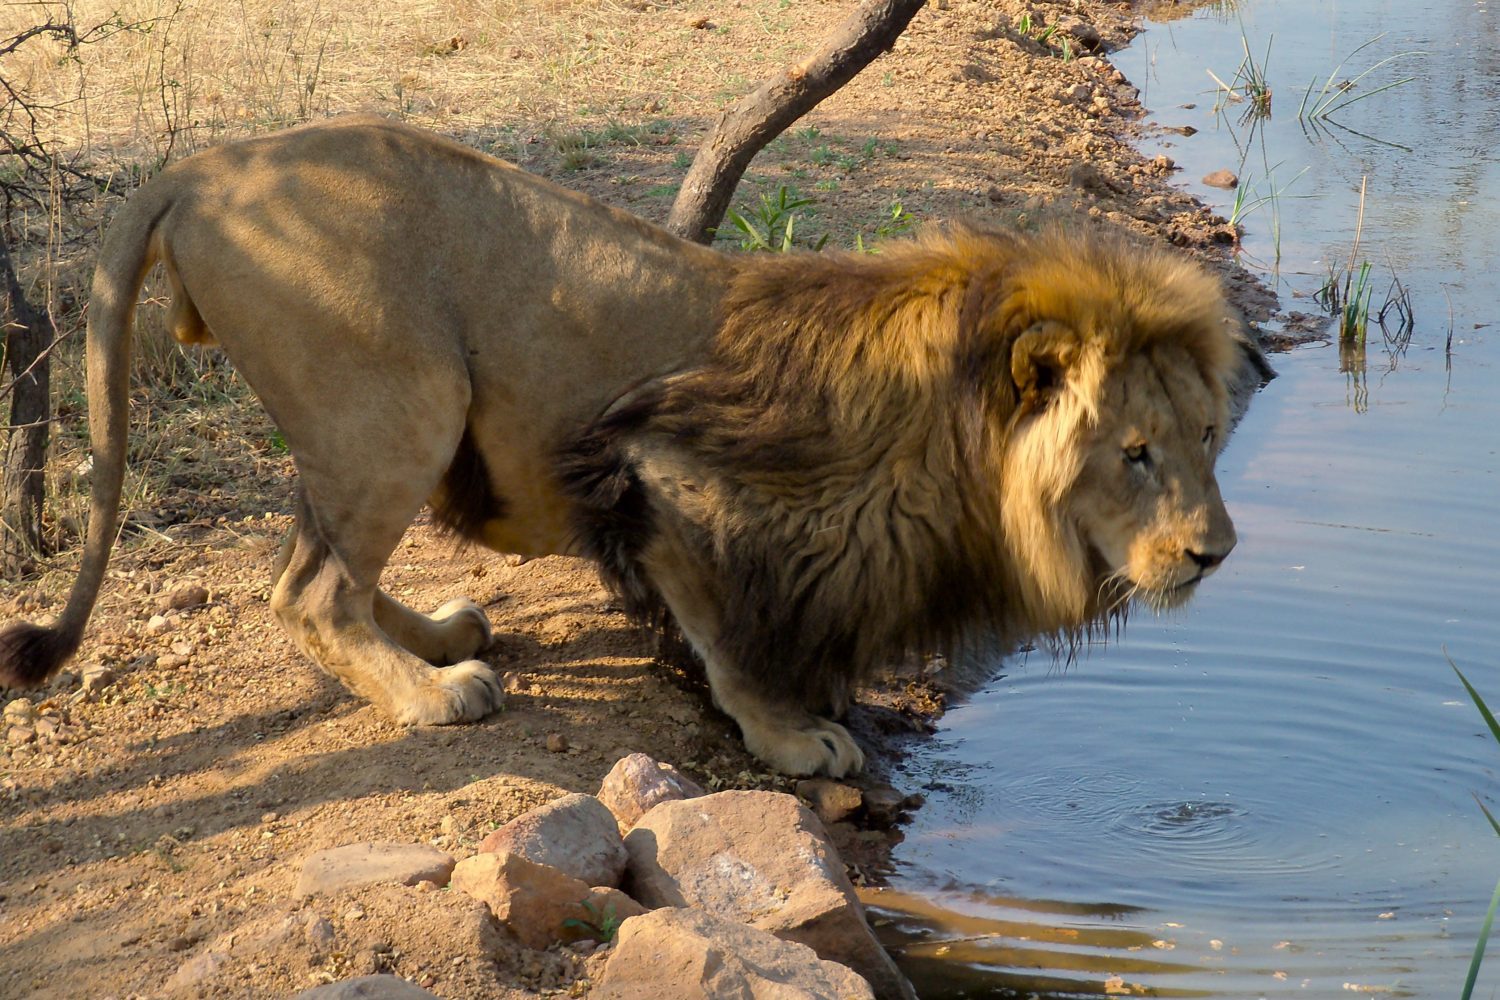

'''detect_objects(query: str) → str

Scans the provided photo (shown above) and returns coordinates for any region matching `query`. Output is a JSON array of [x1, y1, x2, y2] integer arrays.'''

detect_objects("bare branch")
[[666, 0, 927, 244]]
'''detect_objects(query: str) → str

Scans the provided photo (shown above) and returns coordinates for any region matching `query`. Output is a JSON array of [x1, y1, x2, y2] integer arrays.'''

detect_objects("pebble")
[[147, 615, 175, 635], [158, 653, 191, 670], [162, 584, 210, 612], [81, 664, 115, 693], [545, 733, 568, 753], [1202, 169, 1239, 189], [4, 698, 36, 725]]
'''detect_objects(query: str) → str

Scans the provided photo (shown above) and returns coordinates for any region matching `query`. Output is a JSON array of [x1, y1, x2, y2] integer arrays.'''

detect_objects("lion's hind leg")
[[373, 593, 492, 665], [272, 500, 503, 725]]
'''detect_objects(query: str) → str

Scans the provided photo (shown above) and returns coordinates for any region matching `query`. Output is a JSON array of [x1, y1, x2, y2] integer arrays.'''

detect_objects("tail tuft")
[[0, 621, 80, 688]]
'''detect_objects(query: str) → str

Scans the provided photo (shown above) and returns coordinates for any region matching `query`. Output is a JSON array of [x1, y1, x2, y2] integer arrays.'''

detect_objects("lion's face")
[[1070, 343, 1236, 612], [994, 276, 1241, 632]]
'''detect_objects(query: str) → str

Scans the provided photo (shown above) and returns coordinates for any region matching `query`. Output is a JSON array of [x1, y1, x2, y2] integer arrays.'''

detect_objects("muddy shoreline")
[[0, 1, 1287, 996]]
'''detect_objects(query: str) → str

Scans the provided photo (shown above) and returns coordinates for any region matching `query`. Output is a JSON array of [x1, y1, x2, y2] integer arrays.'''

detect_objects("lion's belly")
[[471, 469, 576, 559]]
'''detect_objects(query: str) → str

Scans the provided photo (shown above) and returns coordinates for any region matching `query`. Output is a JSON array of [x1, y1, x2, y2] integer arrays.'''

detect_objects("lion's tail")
[[0, 182, 171, 688]]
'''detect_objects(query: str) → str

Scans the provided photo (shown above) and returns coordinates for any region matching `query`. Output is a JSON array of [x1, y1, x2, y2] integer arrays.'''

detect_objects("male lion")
[[0, 116, 1244, 777]]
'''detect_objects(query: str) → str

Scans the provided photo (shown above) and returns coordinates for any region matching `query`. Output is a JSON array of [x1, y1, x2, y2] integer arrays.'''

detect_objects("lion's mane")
[[559, 224, 1239, 712]]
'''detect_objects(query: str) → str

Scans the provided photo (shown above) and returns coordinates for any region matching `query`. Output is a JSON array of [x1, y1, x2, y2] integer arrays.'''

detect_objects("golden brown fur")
[[0, 116, 1242, 778], [560, 226, 1241, 775]]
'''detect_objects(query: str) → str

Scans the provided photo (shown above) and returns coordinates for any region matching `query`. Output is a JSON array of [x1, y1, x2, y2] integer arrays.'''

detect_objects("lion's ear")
[[1010, 322, 1080, 411]]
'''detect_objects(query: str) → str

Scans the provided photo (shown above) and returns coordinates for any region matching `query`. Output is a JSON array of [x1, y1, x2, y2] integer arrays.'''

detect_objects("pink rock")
[[477, 792, 627, 888], [598, 753, 706, 830], [450, 850, 645, 950], [294, 843, 455, 898], [593, 907, 875, 1000], [625, 791, 915, 1000]]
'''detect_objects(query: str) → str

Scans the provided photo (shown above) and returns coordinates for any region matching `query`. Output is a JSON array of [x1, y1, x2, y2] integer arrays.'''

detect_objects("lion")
[[0, 115, 1245, 777]]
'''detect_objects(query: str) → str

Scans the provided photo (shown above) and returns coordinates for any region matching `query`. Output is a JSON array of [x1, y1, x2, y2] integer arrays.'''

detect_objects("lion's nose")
[[1186, 545, 1231, 571]]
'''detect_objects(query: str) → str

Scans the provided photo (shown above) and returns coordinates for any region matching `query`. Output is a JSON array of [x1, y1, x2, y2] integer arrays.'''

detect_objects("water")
[[878, 2, 1500, 996]]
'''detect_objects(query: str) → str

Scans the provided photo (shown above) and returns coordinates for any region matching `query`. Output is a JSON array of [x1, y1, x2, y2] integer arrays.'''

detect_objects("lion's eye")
[[1123, 442, 1149, 465], [1202, 425, 1216, 446]]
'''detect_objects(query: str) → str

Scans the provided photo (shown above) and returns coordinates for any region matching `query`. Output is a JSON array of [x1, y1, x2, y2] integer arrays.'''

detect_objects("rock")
[[477, 792, 627, 888], [290, 975, 442, 999], [599, 753, 705, 830], [1063, 82, 1092, 103], [1203, 169, 1239, 189], [170, 640, 195, 657], [545, 732, 569, 752], [304, 912, 336, 952], [5, 725, 34, 746], [860, 786, 911, 828], [294, 843, 456, 898], [163, 947, 231, 992], [450, 850, 646, 950], [3, 698, 35, 725], [147, 614, 175, 635], [157, 653, 190, 670], [81, 664, 115, 693], [1055, 15, 1102, 51], [594, 907, 875, 1000], [162, 584, 209, 612], [795, 779, 863, 826], [625, 791, 915, 1000]]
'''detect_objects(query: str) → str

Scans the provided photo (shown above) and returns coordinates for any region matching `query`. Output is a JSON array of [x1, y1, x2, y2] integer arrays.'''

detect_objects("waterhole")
[[882, 1, 1500, 995]]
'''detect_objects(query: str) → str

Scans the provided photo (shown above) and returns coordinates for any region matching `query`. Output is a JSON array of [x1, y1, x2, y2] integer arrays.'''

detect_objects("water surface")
[[880, 2, 1500, 995]]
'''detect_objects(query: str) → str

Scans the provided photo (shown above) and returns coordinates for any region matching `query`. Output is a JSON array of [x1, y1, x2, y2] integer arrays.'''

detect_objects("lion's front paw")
[[395, 659, 504, 725], [431, 597, 493, 664], [741, 716, 865, 778]]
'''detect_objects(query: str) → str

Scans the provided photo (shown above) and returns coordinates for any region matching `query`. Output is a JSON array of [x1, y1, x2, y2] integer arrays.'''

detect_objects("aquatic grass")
[[1297, 33, 1422, 123], [1207, 26, 1273, 122], [1450, 657, 1500, 1000], [1313, 176, 1379, 345]]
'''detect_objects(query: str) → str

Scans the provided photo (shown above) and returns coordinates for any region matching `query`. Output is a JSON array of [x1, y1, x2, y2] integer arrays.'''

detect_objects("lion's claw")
[[741, 715, 865, 778], [395, 659, 504, 726]]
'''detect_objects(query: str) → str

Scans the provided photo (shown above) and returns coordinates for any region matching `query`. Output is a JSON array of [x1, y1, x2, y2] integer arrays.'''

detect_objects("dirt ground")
[[0, 1, 1285, 996]]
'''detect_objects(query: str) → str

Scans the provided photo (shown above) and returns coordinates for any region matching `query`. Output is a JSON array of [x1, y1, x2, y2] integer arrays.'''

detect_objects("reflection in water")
[[867, 886, 1423, 999]]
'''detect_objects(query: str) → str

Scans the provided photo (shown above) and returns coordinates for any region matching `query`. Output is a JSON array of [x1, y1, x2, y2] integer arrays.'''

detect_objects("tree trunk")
[[666, 0, 927, 245], [0, 235, 51, 579]]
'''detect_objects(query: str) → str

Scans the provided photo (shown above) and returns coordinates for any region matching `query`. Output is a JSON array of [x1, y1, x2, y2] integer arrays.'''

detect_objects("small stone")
[[262, 811, 279, 824], [1203, 169, 1239, 189], [1055, 15, 1102, 51], [147, 614, 175, 635], [33, 717, 59, 742], [1064, 82, 1092, 103], [158, 653, 190, 670], [795, 779, 864, 826], [81, 664, 115, 693], [3, 698, 35, 725], [170, 640, 195, 657], [545, 732, 568, 753], [597, 753, 705, 831], [861, 786, 908, 828], [685, 15, 712, 29], [1151, 154, 1176, 173], [451, 850, 645, 950], [304, 913, 336, 952], [6, 725, 35, 746], [162, 584, 209, 612], [501, 671, 528, 694]]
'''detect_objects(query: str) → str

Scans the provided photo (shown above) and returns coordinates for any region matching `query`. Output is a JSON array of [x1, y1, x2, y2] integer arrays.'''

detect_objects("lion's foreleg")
[[642, 533, 865, 778], [372, 592, 492, 665]]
